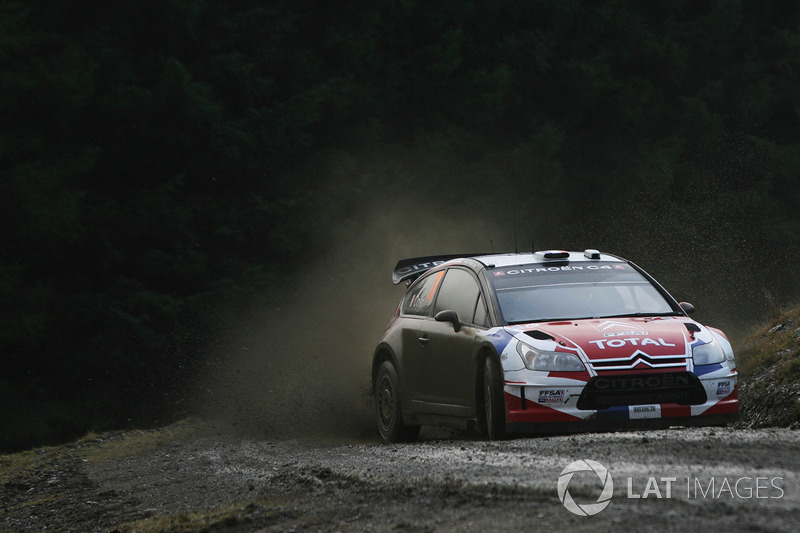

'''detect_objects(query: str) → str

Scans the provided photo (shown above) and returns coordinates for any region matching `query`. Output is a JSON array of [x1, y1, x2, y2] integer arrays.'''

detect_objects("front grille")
[[577, 372, 706, 410], [587, 353, 688, 372]]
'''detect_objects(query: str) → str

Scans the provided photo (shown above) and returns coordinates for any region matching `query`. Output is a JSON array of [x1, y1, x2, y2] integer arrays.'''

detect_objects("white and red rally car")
[[372, 250, 738, 442]]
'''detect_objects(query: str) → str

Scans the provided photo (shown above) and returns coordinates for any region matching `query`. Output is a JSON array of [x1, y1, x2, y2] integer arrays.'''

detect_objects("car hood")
[[509, 317, 701, 369]]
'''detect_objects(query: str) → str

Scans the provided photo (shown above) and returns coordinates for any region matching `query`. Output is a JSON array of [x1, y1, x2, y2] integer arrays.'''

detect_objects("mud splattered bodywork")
[[372, 251, 738, 442]]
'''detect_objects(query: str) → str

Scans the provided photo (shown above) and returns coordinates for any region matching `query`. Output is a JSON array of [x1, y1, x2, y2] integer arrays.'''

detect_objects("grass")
[[0, 445, 63, 485], [734, 306, 800, 380], [115, 497, 301, 533], [3, 494, 61, 514], [0, 418, 206, 485], [75, 417, 205, 463], [733, 305, 800, 427]]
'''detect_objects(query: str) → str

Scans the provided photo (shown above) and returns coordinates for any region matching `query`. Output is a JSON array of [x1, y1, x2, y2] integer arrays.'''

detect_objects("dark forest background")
[[3, 0, 800, 451]]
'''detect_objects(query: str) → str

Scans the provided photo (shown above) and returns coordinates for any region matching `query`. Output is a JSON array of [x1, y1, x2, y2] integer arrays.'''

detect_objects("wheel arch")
[[474, 343, 502, 412], [371, 343, 399, 393], [474, 342, 506, 439]]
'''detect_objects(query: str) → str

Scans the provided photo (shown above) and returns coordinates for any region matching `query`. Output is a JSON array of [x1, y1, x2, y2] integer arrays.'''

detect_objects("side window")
[[473, 293, 489, 327], [402, 270, 445, 316], [434, 268, 482, 325]]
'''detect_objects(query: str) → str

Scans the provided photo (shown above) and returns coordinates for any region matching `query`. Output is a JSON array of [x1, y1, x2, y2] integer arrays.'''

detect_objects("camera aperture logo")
[[558, 459, 613, 516]]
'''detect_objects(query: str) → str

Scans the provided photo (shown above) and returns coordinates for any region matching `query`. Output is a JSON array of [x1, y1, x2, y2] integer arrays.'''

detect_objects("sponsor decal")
[[629, 404, 660, 419], [395, 260, 447, 276], [717, 380, 732, 397], [594, 320, 641, 332], [493, 271, 505, 276], [588, 337, 677, 350], [593, 373, 690, 390], [502, 265, 615, 275], [603, 331, 648, 337], [538, 389, 566, 404]]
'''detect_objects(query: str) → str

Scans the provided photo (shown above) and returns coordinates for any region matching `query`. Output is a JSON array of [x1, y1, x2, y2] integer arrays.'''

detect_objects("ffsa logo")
[[558, 460, 614, 516]]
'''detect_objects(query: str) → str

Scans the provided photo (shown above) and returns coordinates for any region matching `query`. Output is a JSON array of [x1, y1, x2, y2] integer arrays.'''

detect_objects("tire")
[[374, 361, 420, 443], [483, 356, 506, 440]]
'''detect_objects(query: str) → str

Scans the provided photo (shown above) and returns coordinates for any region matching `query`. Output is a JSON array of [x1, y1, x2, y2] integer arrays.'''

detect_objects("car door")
[[398, 270, 446, 403], [416, 267, 486, 414]]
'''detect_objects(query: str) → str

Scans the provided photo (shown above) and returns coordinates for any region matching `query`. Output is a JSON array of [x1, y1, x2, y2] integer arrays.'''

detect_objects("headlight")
[[692, 341, 726, 365], [716, 334, 736, 362], [517, 342, 584, 372]]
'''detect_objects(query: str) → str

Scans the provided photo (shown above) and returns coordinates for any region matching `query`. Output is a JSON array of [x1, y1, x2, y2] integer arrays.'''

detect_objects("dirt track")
[[2, 422, 799, 532]]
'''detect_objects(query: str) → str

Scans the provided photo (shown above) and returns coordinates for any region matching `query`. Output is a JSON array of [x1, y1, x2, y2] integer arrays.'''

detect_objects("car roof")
[[393, 250, 626, 285], [469, 250, 624, 268]]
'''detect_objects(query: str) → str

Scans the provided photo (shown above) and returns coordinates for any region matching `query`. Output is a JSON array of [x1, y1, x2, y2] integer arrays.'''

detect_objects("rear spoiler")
[[392, 253, 487, 285]]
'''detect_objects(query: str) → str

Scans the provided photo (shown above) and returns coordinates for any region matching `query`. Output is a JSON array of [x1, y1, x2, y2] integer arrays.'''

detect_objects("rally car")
[[371, 250, 738, 442]]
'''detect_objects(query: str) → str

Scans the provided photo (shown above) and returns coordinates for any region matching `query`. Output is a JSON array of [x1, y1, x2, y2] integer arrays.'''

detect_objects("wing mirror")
[[679, 302, 696, 315], [435, 310, 461, 332]]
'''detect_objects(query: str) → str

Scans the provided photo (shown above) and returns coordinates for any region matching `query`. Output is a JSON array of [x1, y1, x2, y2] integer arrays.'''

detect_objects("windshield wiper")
[[598, 312, 682, 319], [507, 316, 595, 325], [506, 312, 681, 325]]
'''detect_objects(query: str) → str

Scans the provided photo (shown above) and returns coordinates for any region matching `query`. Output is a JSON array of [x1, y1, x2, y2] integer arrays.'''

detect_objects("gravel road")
[[2, 423, 799, 532]]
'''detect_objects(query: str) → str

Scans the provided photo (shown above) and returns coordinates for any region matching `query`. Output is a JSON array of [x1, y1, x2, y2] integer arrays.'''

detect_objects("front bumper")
[[502, 370, 739, 429]]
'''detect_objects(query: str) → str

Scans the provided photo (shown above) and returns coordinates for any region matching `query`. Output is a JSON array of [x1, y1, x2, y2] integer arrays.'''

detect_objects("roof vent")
[[584, 249, 601, 259], [534, 250, 570, 261]]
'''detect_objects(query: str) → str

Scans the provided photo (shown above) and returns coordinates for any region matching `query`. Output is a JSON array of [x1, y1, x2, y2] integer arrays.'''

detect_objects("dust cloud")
[[199, 199, 506, 442], [197, 183, 775, 442]]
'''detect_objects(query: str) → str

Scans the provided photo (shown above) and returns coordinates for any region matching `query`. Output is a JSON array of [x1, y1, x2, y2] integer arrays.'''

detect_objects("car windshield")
[[489, 261, 678, 324]]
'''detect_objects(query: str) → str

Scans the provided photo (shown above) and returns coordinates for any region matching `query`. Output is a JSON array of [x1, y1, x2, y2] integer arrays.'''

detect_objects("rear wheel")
[[483, 356, 506, 440], [375, 361, 420, 443]]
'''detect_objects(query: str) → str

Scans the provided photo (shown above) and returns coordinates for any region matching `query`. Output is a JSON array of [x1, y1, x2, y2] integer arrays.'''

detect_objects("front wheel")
[[483, 356, 506, 440], [374, 361, 420, 443]]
